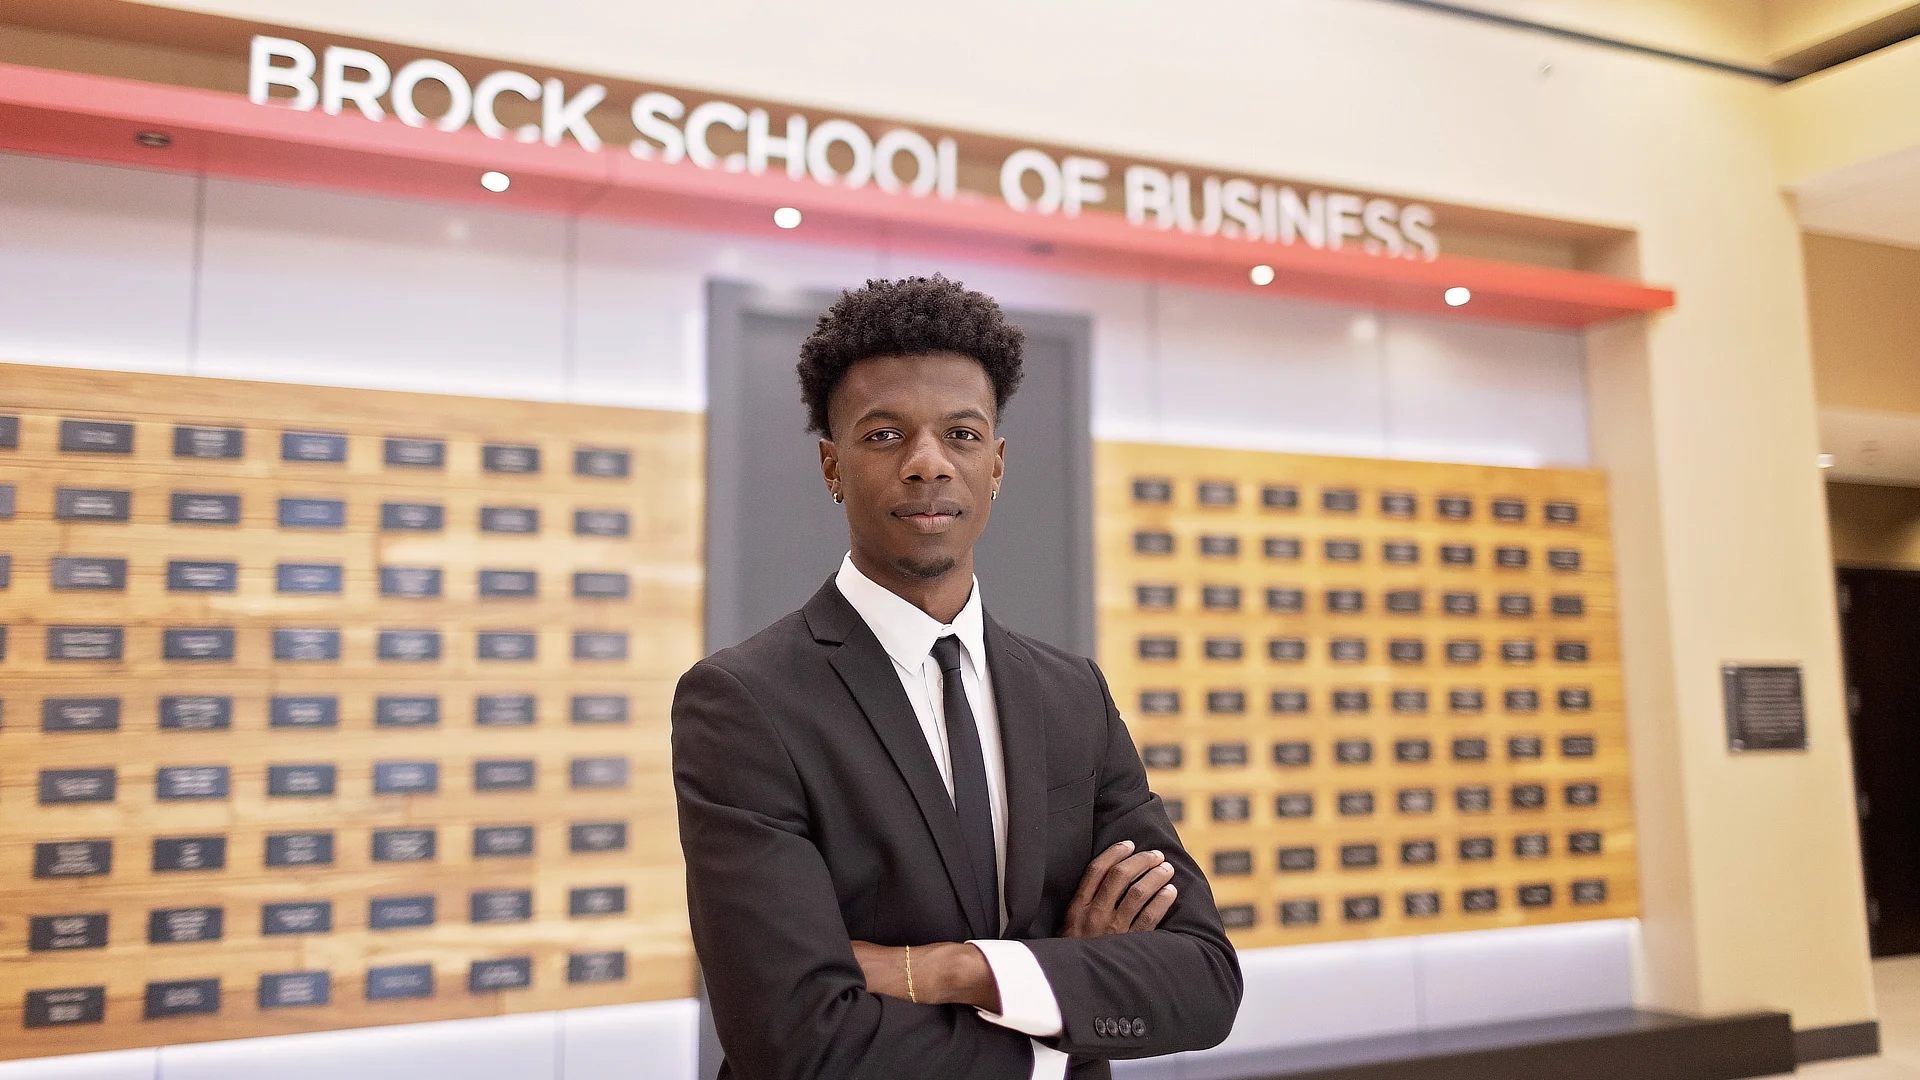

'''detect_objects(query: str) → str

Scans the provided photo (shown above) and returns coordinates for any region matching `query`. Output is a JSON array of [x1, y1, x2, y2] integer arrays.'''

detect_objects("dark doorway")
[[703, 279, 1095, 655], [1838, 566, 1920, 957]]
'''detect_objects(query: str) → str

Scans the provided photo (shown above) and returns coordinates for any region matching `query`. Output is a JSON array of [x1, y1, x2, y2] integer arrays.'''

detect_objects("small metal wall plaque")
[[380, 566, 443, 597], [479, 694, 539, 726], [481, 506, 540, 534], [1329, 638, 1367, 663], [1265, 587, 1303, 613], [383, 437, 445, 468], [382, 501, 444, 531], [372, 828, 437, 863], [1331, 689, 1370, 713], [1344, 896, 1383, 923], [373, 761, 439, 794], [575, 447, 631, 477], [1326, 588, 1364, 613], [30, 914, 109, 952], [51, 556, 127, 591], [26, 987, 107, 1028], [1274, 793, 1313, 819], [1273, 741, 1311, 767], [1196, 480, 1236, 506], [573, 631, 629, 661], [569, 952, 628, 984], [1133, 530, 1174, 555], [60, 419, 135, 454], [248, 907, 332, 954], [479, 569, 539, 596], [148, 907, 223, 944], [471, 888, 534, 922], [1544, 501, 1580, 525], [0, 414, 17, 449], [151, 835, 226, 872], [1382, 542, 1419, 565], [474, 760, 537, 791], [1206, 690, 1246, 714], [281, 431, 347, 462], [1270, 689, 1308, 713], [1212, 851, 1253, 876], [1278, 846, 1316, 871], [267, 765, 336, 797], [1398, 788, 1436, 814], [145, 978, 220, 1019], [162, 627, 235, 661], [1495, 546, 1529, 568], [469, 958, 534, 993], [167, 560, 238, 592], [1388, 640, 1426, 665], [261, 900, 333, 935], [1201, 584, 1241, 611], [1385, 589, 1422, 613], [43, 697, 120, 731], [1269, 638, 1307, 662], [1443, 591, 1478, 615], [1499, 593, 1534, 617], [1264, 536, 1302, 560], [171, 492, 241, 525], [569, 886, 628, 917], [575, 509, 629, 536], [378, 628, 442, 661], [1280, 899, 1321, 926], [174, 425, 243, 458], [570, 756, 630, 788], [39, 769, 117, 805], [1508, 735, 1544, 759], [278, 498, 346, 529], [271, 695, 338, 727], [34, 840, 113, 878], [1323, 539, 1362, 562], [276, 562, 342, 593], [1392, 688, 1429, 712], [368, 896, 436, 930], [1337, 791, 1375, 816], [1203, 637, 1242, 661], [273, 628, 340, 661], [478, 631, 538, 661], [1440, 543, 1475, 566], [1141, 744, 1183, 769], [55, 488, 130, 521], [47, 626, 123, 662], [484, 444, 541, 473], [156, 766, 229, 800], [259, 972, 330, 1009], [1562, 735, 1597, 757], [1569, 831, 1604, 854], [1380, 492, 1417, 517], [472, 826, 536, 858], [376, 696, 440, 728], [575, 571, 631, 598], [365, 964, 434, 1000], [1320, 488, 1358, 512], [570, 822, 628, 853], [1137, 636, 1178, 661], [1261, 484, 1299, 510], [265, 832, 334, 867], [1723, 663, 1809, 751], [1394, 738, 1431, 763]]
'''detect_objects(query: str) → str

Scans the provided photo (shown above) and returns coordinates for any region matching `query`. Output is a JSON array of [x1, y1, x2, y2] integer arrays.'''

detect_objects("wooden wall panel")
[[0, 363, 700, 1059], [1095, 442, 1638, 949]]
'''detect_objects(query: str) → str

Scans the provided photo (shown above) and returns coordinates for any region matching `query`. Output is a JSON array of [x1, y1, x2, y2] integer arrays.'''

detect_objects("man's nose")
[[901, 431, 955, 482]]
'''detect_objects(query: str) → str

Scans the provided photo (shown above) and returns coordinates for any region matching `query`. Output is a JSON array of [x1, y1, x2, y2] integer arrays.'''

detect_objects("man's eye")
[[864, 429, 900, 442], [949, 429, 979, 441]]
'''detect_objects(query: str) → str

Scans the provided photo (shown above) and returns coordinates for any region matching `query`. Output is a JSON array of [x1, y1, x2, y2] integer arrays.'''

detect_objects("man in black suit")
[[673, 276, 1242, 1079]]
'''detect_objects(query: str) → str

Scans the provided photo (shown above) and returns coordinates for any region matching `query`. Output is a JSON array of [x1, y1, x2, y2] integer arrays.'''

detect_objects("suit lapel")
[[807, 582, 996, 939], [986, 617, 1048, 940]]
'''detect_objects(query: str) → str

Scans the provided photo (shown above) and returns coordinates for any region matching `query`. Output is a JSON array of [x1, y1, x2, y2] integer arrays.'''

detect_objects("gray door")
[[703, 279, 1094, 655]]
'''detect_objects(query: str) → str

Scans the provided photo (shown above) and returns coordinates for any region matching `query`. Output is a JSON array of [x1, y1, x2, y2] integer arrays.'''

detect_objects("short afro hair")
[[797, 275, 1024, 437]]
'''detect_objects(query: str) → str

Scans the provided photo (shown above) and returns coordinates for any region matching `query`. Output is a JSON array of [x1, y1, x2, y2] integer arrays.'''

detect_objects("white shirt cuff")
[[968, 939, 1063, 1037]]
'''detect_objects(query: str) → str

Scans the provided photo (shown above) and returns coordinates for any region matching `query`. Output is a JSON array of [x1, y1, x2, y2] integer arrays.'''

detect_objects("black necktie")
[[931, 635, 1000, 934]]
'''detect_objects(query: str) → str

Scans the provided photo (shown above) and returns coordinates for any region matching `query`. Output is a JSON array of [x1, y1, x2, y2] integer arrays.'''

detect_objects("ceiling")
[[1794, 141, 1920, 249]]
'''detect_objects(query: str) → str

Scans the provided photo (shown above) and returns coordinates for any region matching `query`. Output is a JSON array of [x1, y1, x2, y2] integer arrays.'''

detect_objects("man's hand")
[[850, 940, 1000, 1012], [1061, 840, 1176, 938]]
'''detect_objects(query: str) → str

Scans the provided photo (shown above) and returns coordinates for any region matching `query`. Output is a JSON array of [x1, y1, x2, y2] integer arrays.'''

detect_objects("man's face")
[[821, 352, 1005, 583]]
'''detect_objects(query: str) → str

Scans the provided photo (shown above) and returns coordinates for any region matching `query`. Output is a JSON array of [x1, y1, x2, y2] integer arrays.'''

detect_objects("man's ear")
[[992, 436, 1006, 486], [820, 438, 840, 496]]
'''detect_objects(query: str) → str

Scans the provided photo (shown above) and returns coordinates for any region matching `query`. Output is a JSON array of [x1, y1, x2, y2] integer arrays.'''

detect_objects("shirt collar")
[[835, 553, 987, 675]]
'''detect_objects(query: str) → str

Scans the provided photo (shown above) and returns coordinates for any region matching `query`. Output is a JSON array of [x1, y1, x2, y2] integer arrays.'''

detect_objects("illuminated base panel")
[[1096, 441, 1637, 948], [0, 364, 700, 1059]]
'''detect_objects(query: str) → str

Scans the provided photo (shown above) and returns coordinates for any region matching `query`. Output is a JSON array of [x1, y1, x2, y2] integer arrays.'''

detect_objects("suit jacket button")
[[1132, 1017, 1146, 1037], [1093, 1018, 1107, 1037]]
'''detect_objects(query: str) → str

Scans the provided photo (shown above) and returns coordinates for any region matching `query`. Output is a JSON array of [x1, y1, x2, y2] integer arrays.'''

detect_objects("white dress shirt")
[[835, 555, 1072, 1080]]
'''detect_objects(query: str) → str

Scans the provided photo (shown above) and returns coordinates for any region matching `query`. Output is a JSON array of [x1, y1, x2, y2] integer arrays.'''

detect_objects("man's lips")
[[893, 506, 963, 533]]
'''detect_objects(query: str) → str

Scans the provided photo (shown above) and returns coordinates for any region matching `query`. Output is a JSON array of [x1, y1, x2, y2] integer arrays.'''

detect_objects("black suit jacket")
[[673, 579, 1242, 1079]]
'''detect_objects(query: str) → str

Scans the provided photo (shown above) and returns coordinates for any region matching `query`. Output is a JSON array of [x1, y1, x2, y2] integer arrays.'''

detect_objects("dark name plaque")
[[1459, 837, 1496, 862], [474, 759, 537, 791], [1436, 495, 1472, 520], [171, 492, 242, 525], [1201, 584, 1241, 611], [1380, 492, 1417, 517], [1511, 783, 1548, 809], [575, 447, 631, 478], [281, 430, 347, 462], [1265, 587, 1304, 613], [1133, 530, 1174, 555], [1515, 833, 1552, 859], [271, 695, 338, 727], [1491, 498, 1527, 522], [0, 485, 10, 520], [1446, 639, 1483, 664], [1506, 688, 1541, 712], [575, 571, 631, 599], [1544, 501, 1580, 525], [1196, 480, 1237, 506], [1450, 688, 1486, 713], [571, 821, 629, 852], [1440, 543, 1475, 567], [477, 631, 538, 661], [1395, 738, 1432, 763], [571, 756, 630, 789], [1398, 788, 1436, 814], [25, 987, 107, 1028], [1570, 831, 1605, 855], [1382, 542, 1419, 566], [1452, 738, 1489, 762], [1499, 593, 1535, 617], [1273, 741, 1311, 767], [278, 498, 346, 529], [473, 825, 536, 857], [174, 425, 244, 458], [1337, 791, 1375, 817], [267, 764, 336, 797], [378, 628, 442, 661], [372, 828, 437, 863], [1280, 899, 1321, 926], [1509, 735, 1545, 759], [1274, 793, 1314, 819], [1385, 589, 1422, 613], [1566, 782, 1601, 806], [1723, 664, 1809, 752], [47, 626, 123, 662], [259, 972, 331, 1009], [156, 765, 230, 800], [276, 562, 343, 593], [1443, 592, 1479, 616], [1324, 539, 1362, 562], [163, 627, 236, 661], [1141, 745, 1183, 769], [1265, 536, 1302, 560], [152, 836, 226, 872], [479, 569, 539, 596], [1331, 688, 1370, 713], [1261, 484, 1299, 510], [1389, 640, 1426, 664], [168, 559, 239, 592], [148, 907, 223, 944], [569, 952, 628, 985], [43, 697, 120, 731], [384, 437, 445, 468], [155, 693, 231, 730], [1556, 640, 1591, 663], [1341, 842, 1380, 869], [1269, 638, 1307, 663], [470, 958, 534, 993], [1321, 488, 1358, 513], [145, 978, 221, 1019], [1270, 689, 1308, 714], [1456, 786, 1493, 813], [573, 631, 629, 661], [471, 888, 534, 923], [51, 556, 127, 591], [0, 414, 16, 449], [1326, 589, 1364, 614], [60, 419, 134, 454], [369, 896, 437, 930], [376, 696, 440, 728], [1495, 545, 1530, 568], [374, 761, 440, 795], [38, 769, 117, 805], [1460, 888, 1500, 915], [569, 885, 628, 917], [478, 694, 538, 726], [365, 964, 434, 1000], [1392, 688, 1430, 713], [575, 509, 629, 536], [33, 840, 112, 878], [380, 566, 443, 597], [262, 901, 332, 935], [1502, 639, 1538, 664], [1206, 690, 1246, 714], [1277, 846, 1316, 872], [1203, 637, 1241, 661], [1334, 739, 1373, 765], [484, 444, 541, 473], [55, 487, 131, 521], [273, 628, 341, 662], [265, 832, 335, 867], [30, 914, 109, 952], [382, 501, 445, 531], [1563, 734, 1598, 758], [1560, 687, 1593, 712], [1197, 534, 1238, 558], [1213, 851, 1253, 876]]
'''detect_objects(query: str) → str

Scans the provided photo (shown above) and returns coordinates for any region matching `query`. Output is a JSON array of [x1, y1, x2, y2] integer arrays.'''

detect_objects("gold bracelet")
[[904, 944, 917, 1004]]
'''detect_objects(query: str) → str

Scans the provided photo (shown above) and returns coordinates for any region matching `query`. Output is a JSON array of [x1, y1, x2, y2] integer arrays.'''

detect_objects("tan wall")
[[1763, 0, 1920, 60], [1829, 481, 1920, 567], [118, 0, 1879, 1033], [1805, 233, 1920, 412]]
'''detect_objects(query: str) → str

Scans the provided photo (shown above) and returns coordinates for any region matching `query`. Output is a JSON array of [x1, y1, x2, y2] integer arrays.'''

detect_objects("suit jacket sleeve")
[[673, 659, 1036, 1080], [1022, 659, 1245, 1059]]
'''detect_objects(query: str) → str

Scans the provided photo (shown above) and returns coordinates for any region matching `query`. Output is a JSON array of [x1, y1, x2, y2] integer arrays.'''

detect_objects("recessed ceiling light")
[[1249, 264, 1275, 286], [480, 171, 510, 193], [1444, 286, 1471, 307], [773, 206, 802, 229], [1817, 453, 1836, 469], [134, 131, 172, 149]]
